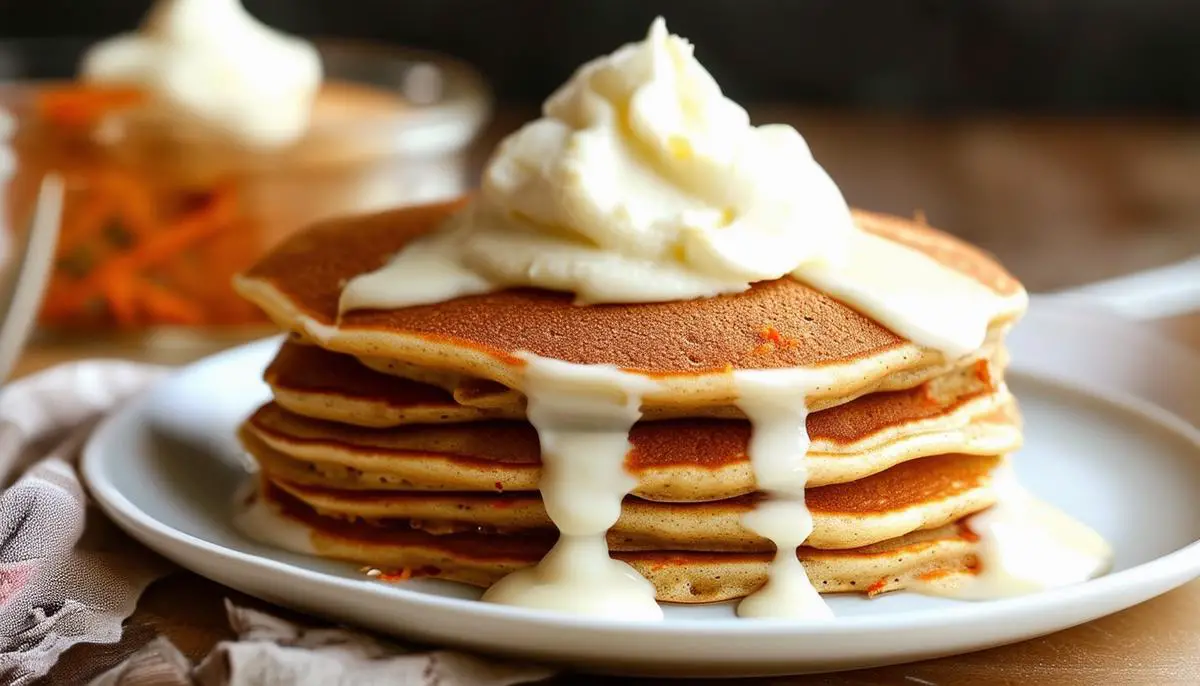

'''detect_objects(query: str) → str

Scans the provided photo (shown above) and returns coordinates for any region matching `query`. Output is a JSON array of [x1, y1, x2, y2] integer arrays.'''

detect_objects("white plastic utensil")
[[0, 174, 65, 382], [1049, 256, 1200, 321]]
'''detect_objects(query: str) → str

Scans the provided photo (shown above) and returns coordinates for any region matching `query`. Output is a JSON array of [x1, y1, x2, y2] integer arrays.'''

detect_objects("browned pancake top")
[[242, 201, 1022, 372]]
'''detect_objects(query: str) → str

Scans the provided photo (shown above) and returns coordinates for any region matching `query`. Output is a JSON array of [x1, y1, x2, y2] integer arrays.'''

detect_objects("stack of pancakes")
[[233, 201, 1028, 603]]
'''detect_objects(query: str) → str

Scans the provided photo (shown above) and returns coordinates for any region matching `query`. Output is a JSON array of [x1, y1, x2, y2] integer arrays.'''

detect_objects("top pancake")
[[235, 201, 1026, 405]]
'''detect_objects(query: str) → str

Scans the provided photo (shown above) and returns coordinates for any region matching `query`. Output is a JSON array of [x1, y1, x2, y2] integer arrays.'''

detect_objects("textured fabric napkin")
[[0, 361, 555, 686]]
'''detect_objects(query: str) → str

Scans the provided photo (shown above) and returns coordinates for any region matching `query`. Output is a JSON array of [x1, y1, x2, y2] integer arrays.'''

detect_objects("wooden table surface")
[[22, 109, 1200, 684]]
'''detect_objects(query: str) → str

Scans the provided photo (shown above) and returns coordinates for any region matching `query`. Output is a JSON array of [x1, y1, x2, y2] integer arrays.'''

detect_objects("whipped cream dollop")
[[82, 0, 322, 148], [341, 17, 856, 309]]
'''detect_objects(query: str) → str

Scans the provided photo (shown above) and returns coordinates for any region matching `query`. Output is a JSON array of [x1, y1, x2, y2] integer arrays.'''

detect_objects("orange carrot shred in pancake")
[[377, 568, 414, 583], [974, 359, 993, 385], [959, 523, 982, 543], [917, 568, 952, 582], [755, 325, 798, 354], [865, 577, 889, 596]]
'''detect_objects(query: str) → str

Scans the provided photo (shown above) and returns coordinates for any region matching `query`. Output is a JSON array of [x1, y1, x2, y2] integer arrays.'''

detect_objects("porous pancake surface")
[[262, 482, 980, 603], [241, 380, 1021, 499], [267, 452, 1000, 551]]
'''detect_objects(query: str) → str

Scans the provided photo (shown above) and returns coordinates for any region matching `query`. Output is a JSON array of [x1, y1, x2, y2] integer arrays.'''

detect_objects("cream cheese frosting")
[[82, 0, 322, 148], [341, 18, 855, 308]]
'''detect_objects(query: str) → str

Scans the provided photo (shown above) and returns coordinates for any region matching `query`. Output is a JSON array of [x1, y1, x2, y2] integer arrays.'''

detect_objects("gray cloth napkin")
[[92, 601, 554, 686], [0, 361, 555, 686], [0, 361, 170, 686]]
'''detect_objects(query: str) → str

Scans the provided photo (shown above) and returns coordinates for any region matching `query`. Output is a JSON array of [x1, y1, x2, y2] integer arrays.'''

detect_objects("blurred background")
[[7, 0, 1200, 112], [0, 0, 1198, 353]]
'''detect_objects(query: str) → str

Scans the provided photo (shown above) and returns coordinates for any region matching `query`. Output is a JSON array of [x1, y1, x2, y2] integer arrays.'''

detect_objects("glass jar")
[[1, 38, 490, 332]]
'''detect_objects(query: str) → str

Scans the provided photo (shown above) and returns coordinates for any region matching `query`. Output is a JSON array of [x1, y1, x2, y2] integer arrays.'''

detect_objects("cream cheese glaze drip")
[[233, 482, 319, 555], [480, 354, 662, 618], [915, 462, 1112, 598], [83, 0, 322, 148], [733, 370, 833, 619], [325, 17, 1103, 619]]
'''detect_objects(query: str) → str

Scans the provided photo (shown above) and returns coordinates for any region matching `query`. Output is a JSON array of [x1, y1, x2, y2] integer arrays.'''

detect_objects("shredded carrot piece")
[[974, 359, 993, 385], [99, 185, 237, 275], [759, 325, 785, 345], [37, 85, 144, 129], [755, 325, 798, 353], [646, 555, 687, 573], [34, 84, 269, 327], [55, 193, 118, 257], [94, 170, 159, 242], [137, 282, 206, 325], [42, 180, 242, 326], [865, 578, 889, 596], [959, 520, 982, 543], [378, 568, 414, 583], [919, 382, 942, 406], [101, 270, 138, 325], [917, 569, 951, 582]]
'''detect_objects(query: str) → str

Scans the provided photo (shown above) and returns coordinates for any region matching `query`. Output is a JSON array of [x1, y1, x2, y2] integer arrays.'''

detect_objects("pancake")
[[259, 482, 980, 603], [240, 386, 1021, 500], [233, 202, 1026, 412], [267, 341, 1010, 425], [267, 452, 1001, 551], [357, 355, 518, 410], [265, 342, 519, 425]]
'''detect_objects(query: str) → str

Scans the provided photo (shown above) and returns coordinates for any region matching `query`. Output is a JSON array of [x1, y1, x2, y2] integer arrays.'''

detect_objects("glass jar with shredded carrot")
[[3, 39, 489, 330]]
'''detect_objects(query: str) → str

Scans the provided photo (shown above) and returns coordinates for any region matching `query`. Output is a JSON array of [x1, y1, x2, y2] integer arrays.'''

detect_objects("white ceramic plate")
[[82, 299, 1200, 677]]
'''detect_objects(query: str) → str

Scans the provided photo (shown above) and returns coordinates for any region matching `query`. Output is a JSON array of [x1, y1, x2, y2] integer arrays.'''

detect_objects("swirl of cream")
[[341, 17, 854, 310], [82, 0, 322, 148]]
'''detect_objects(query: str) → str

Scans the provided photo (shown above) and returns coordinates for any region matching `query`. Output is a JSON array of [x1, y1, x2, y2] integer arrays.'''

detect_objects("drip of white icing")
[[480, 353, 663, 619], [917, 463, 1113, 599], [793, 230, 1020, 359], [733, 369, 834, 619], [232, 481, 318, 555], [338, 215, 494, 313]]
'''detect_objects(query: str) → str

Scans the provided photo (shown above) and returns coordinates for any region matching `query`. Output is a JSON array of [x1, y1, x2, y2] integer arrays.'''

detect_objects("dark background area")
[[2, 0, 1199, 113]]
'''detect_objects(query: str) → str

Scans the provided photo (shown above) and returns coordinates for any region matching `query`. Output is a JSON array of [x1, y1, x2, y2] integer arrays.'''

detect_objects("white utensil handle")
[[1049, 257, 1200, 321], [0, 107, 13, 266]]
